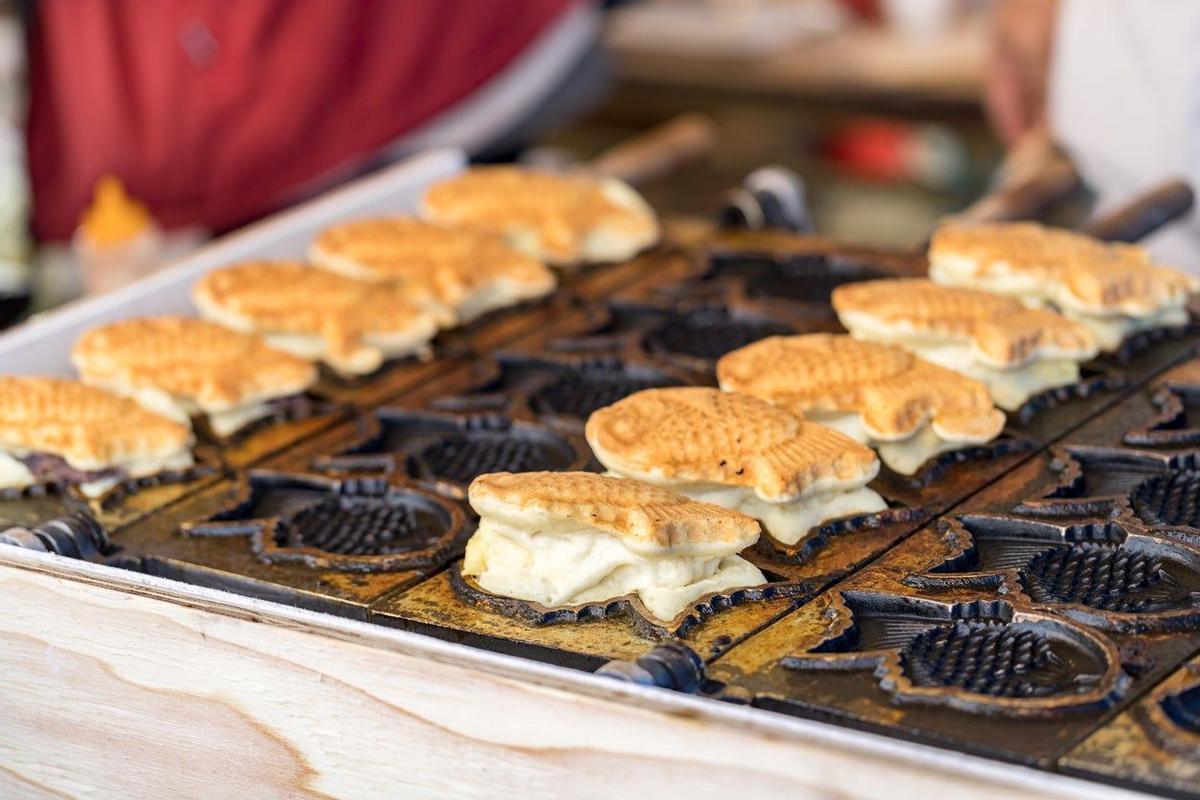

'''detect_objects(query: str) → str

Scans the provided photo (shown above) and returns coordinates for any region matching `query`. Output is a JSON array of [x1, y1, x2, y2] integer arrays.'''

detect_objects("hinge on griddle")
[[0, 512, 111, 561], [596, 641, 706, 694], [716, 166, 813, 233]]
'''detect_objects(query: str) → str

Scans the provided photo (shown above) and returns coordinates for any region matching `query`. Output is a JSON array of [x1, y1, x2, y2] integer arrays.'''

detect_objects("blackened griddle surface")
[[1133, 470, 1200, 528], [642, 307, 793, 361], [529, 368, 671, 420], [1021, 541, 1195, 613], [414, 431, 573, 485], [275, 494, 447, 556], [900, 621, 1085, 698], [26, 226, 1198, 798], [743, 254, 888, 304], [1062, 651, 1200, 797]]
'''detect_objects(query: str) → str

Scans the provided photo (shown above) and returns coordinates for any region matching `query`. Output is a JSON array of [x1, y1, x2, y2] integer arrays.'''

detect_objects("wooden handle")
[[1084, 179, 1195, 243], [946, 153, 1080, 227], [586, 113, 717, 186]]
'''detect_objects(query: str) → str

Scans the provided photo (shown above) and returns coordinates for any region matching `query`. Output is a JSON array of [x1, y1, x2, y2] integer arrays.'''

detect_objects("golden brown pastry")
[[832, 278, 1098, 410], [717, 334, 1005, 475], [585, 387, 885, 545], [928, 222, 1197, 350], [0, 376, 193, 497], [420, 166, 659, 269], [463, 470, 764, 624]]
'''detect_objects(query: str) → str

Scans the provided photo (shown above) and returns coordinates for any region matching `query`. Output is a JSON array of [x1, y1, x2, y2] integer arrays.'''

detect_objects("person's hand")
[[985, 0, 1059, 146]]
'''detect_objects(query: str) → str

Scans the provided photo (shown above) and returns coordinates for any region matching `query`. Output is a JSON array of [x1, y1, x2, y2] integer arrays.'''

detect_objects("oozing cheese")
[[876, 424, 974, 476], [79, 476, 123, 499], [79, 449, 195, 498], [928, 253, 1047, 306], [0, 450, 33, 489], [462, 518, 765, 623], [580, 181, 661, 264], [89, 380, 276, 438], [804, 410, 872, 442], [958, 357, 1078, 412], [672, 484, 888, 546], [803, 411, 979, 476], [207, 402, 274, 438], [106, 384, 194, 425], [199, 300, 437, 376], [603, 471, 887, 547], [838, 308, 1086, 410], [454, 281, 535, 324], [0, 447, 193, 497], [874, 337, 1079, 411], [1064, 306, 1189, 352]]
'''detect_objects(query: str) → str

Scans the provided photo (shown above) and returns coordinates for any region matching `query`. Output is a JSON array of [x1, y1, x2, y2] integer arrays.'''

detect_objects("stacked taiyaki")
[[0, 376, 193, 497], [72, 317, 318, 437], [585, 387, 886, 545], [309, 217, 556, 324], [463, 471, 765, 624], [2, 166, 660, 497], [421, 166, 660, 269], [717, 334, 1006, 475], [928, 222, 1197, 350], [831, 278, 1098, 410]]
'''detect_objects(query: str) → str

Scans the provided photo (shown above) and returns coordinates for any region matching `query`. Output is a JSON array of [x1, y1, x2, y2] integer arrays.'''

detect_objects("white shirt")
[[1051, 0, 1200, 271]]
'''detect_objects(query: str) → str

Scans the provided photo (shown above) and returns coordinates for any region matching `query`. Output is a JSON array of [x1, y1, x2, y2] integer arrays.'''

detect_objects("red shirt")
[[28, 0, 574, 239]]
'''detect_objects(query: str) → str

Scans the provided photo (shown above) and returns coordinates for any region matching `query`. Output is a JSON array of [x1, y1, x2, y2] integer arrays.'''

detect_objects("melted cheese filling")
[[686, 484, 892, 546], [208, 403, 274, 437], [1063, 306, 1189, 351], [805, 410, 872, 442], [462, 518, 765, 623], [805, 411, 975, 476], [199, 302, 437, 376], [876, 425, 974, 476], [878, 339, 1078, 411], [91, 383, 194, 426], [946, 354, 1077, 412], [81, 449, 195, 498], [604, 469, 886, 547], [580, 181, 660, 264], [839, 310, 1085, 411], [929, 253, 1047, 306], [90, 382, 283, 438], [79, 476, 123, 499], [455, 281, 543, 323], [0, 450, 33, 489], [0, 447, 194, 498]]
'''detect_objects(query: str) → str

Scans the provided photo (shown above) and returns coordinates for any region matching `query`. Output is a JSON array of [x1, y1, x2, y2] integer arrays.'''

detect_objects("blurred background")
[[0, 0, 1195, 329], [558, 0, 999, 241]]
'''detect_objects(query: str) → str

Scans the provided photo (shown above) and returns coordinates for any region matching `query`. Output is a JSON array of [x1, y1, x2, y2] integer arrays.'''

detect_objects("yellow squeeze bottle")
[[73, 175, 163, 295]]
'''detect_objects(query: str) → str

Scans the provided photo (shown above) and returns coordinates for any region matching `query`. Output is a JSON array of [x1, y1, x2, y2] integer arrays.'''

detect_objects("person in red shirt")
[[26, 0, 604, 240]]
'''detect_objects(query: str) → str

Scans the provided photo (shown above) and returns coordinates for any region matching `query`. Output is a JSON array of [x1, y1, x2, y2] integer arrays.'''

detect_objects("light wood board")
[[0, 547, 1146, 799]]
